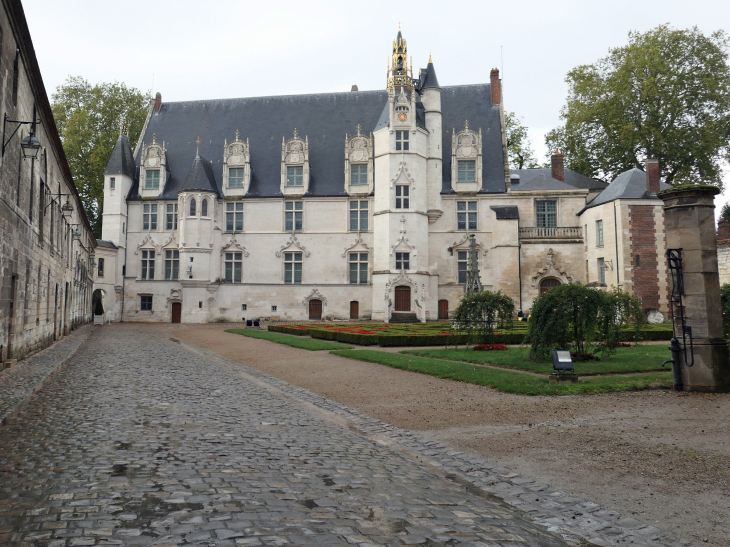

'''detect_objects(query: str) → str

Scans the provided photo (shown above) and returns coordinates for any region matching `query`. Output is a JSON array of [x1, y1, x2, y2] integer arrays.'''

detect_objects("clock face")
[[398, 112, 407, 122]]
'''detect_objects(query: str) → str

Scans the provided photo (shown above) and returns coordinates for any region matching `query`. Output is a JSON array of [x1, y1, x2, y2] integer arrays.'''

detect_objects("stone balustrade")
[[519, 226, 583, 240]]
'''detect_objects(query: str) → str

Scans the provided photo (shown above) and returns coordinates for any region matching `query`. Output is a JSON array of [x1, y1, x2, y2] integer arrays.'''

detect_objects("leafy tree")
[[52, 77, 149, 236], [599, 288, 645, 347], [452, 290, 515, 344], [546, 25, 730, 187], [720, 202, 730, 225], [505, 111, 539, 169]]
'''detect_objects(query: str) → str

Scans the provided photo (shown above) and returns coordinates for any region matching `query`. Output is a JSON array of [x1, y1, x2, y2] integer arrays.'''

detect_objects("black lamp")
[[20, 133, 41, 159]]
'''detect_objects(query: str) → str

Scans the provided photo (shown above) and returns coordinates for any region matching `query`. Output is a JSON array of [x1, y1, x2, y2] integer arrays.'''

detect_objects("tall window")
[[165, 250, 179, 280], [350, 253, 368, 284], [598, 257, 606, 284], [143, 204, 157, 230], [457, 160, 476, 182], [596, 219, 604, 247], [395, 130, 409, 151], [396, 252, 409, 270], [350, 200, 368, 231], [140, 295, 153, 311], [201, 199, 209, 217], [457, 201, 477, 231], [229, 167, 244, 188], [141, 250, 155, 280], [145, 170, 160, 190], [285, 201, 303, 231], [97, 258, 105, 278], [351, 164, 368, 185], [166, 203, 178, 230], [284, 252, 302, 284], [12, 50, 19, 106], [395, 185, 409, 209], [226, 202, 244, 232], [536, 200, 557, 228], [224, 252, 242, 283], [189, 198, 196, 216], [457, 251, 476, 285], [287, 165, 303, 186], [110, 177, 116, 190]]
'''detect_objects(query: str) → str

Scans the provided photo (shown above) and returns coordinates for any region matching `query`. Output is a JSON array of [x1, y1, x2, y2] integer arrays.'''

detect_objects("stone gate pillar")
[[658, 186, 730, 392]]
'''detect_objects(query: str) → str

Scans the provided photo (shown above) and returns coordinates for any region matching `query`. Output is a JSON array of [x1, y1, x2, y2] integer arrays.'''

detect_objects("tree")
[[720, 202, 730, 225], [546, 25, 730, 187], [452, 290, 515, 344], [505, 111, 539, 169], [52, 77, 149, 236]]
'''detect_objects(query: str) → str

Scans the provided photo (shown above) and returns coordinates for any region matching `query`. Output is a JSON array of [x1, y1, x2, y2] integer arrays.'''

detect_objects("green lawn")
[[226, 329, 352, 350], [404, 344, 669, 375], [329, 349, 672, 395]]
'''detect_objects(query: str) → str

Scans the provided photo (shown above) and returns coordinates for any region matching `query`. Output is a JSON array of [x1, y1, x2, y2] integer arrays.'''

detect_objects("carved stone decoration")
[[134, 234, 157, 255], [451, 121, 483, 190], [341, 235, 370, 257], [281, 129, 310, 194], [390, 235, 416, 257], [384, 270, 418, 302], [343, 125, 374, 192], [160, 232, 178, 250], [140, 134, 167, 194], [223, 130, 251, 192], [531, 248, 573, 287], [275, 234, 311, 258], [447, 233, 485, 256], [389, 161, 415, 189], [302, 287, 327, 307], [220, 236, 249, 257], [165, 289, 182, 309]]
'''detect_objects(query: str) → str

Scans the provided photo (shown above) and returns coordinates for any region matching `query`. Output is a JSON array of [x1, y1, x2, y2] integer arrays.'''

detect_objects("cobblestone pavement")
[[1, 325, 572, 547], [1, 325, 93, 424]]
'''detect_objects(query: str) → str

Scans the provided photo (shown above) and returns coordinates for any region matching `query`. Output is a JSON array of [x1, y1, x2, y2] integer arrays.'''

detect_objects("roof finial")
[[152, 133, 156, 144], [293, 128, 298, 139], [196, 136, 200, 155], [464, 119, 469, 130], [356, 123, 362, 136], [429, 51, 432, 63], [399, 22, 401, 31], [118, 116, 126, 136], [235, 129, 240, 141]]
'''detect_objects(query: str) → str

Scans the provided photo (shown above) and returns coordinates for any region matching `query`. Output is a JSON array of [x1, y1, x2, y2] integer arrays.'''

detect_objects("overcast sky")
[[23, 0, 730, 219]]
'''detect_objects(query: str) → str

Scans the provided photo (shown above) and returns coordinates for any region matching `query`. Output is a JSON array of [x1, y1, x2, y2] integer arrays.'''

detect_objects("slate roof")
[[123, 84, 506, 200], [181, 154, 221, 195], [420, 62, 440, 89], [490, 205, 519, 220], [96, 239, 118, 249], [104, 134, 135, 178], [509, 169, 578, 191], [583, 167, 669, 210]]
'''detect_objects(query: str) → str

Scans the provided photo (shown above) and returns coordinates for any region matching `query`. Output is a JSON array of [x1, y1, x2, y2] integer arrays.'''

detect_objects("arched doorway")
[[309, 299, 322, 320], [394, 286, 411, 312], [438, 299, 449, 320], [171, 302, 182, 323], [539, 277, 561, 295]]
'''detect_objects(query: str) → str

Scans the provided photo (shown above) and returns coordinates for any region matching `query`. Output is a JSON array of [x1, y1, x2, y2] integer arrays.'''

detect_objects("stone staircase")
[[389, 312, 418, 324]]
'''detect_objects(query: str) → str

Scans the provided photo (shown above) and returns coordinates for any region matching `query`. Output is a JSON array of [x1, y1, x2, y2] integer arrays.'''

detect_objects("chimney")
[[490, 68, 501, 106], [154, 92, 162, 113], [351, 84, 359, 92], [551, 151, 565, 182], [645, 158, 660, 194], [719, 218, 730, 241]]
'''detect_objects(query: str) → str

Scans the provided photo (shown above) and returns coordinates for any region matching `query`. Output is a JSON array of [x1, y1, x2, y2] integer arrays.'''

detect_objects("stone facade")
[[94, 30, 670, 324], [0, 1, 95, 362]]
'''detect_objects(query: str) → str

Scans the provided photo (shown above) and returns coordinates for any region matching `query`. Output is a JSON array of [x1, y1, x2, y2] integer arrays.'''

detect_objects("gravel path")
[[175, 325, 729, 547]]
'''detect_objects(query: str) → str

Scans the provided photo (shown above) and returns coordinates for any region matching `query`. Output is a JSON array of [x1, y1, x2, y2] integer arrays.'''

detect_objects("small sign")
[[552, 350, 574, 371]]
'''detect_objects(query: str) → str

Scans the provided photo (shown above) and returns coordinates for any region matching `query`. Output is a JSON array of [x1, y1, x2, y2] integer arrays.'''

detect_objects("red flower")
[[473, 343, 508, 351]]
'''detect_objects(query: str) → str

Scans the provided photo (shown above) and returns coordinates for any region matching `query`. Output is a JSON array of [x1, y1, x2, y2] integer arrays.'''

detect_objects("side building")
[[0, 0, 96, 362]]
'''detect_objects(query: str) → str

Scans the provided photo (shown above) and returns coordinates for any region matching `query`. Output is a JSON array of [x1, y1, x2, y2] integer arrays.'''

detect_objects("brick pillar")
[[718, 218, 730, 240], [645, 158, 660, 194], [659, 186, 730, 392], [551, 153, 565, 182], [490, 68, 501, 106]]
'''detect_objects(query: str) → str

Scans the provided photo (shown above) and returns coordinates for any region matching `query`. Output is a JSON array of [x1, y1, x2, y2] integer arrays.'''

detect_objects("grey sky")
[[23, 0, 730, 217]]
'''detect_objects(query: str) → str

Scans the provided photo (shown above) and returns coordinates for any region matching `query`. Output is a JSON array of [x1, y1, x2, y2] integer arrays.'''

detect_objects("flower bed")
[[474, 343, 509, 351]]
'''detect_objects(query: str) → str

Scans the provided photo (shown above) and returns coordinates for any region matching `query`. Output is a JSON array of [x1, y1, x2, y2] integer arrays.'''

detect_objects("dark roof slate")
[[584, 167, 670, 209], [420, 62, 440, 89], [491, 205, 519, 220], [95, 239, 118, 249], [104, 134, 136, 178], [181, 154, 220, 195], [127, 84, 505, 200], [509, 169, 578, 192]]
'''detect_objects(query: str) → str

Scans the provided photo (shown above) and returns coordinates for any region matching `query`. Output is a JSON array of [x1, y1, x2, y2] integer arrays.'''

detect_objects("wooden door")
[[394, 286, 411, 312], [309, 299, 322, 320], [350, 301, 359, 320], [438, 299, 449, 320], [171, 302, 182, 323]]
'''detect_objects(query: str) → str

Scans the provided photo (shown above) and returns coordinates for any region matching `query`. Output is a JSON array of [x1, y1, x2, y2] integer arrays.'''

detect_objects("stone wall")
[[718, 240, 730, 287]]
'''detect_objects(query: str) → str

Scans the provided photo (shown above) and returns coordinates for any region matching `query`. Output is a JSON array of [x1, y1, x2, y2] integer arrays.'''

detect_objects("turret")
[[419, 54, 443, 221], [101, 129, 136, 245]]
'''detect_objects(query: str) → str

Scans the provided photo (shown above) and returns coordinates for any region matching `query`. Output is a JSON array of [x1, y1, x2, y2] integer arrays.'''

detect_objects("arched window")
[[201, 199, 208, 217], [189, 198, 196, 216], [539, 277, 561, 295]]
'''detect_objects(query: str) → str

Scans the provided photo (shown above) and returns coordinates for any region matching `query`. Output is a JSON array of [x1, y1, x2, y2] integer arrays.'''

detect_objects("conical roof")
[[420, 61, 440, 89], [104, 133, 135, 177], [181, 154, 219, 194]]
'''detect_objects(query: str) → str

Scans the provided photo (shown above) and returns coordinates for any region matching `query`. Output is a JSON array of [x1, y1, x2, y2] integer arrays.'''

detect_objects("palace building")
[[93, 29, 670, 324]]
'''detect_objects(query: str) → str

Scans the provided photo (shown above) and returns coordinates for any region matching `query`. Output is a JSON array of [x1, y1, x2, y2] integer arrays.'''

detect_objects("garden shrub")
[[451, 290, 515, 344]]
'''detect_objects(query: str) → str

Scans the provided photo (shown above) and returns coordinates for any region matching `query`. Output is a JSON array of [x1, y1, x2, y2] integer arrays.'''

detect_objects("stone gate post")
[[658, 186, 730, 392]]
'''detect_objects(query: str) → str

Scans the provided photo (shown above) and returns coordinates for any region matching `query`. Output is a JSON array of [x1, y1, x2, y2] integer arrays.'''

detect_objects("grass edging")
[[329, 349, 672, 395], [226, 329, 352, 351]]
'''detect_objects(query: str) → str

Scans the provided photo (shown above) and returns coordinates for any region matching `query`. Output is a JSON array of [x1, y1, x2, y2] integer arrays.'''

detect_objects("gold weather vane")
[[196, 136, 201, 154]]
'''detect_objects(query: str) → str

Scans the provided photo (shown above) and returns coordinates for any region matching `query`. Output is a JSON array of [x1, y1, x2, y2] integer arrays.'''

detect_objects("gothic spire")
[[387, 25, 413, 91]]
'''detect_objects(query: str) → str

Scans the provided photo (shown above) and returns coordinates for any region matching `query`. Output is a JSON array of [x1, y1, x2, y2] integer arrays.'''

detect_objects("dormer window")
[[344, 127, 373, 193], [287, 166, 303, 186], [229, 168, 244, 188], [145, 170, 160, 190], [457, 161, 476, 182], [224, 132, 251, 194], [190, 198, 196, 216], [451, 121, 483, 191], [351, 164, 367, 185], [396, 131, 409, 151]]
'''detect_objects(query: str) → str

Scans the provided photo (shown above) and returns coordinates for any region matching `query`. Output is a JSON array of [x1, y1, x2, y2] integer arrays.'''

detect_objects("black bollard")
[[662, 337, 684, 391]]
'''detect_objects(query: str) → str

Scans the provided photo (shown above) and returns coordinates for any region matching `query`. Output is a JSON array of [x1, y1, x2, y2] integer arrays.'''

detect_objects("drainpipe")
[[613, 202, 620, 285], [517, 218, 523, 310]]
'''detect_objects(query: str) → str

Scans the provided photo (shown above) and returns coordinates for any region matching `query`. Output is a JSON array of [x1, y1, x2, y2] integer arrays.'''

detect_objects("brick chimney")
[[154, 92, 162, 113], [551, 151, 565, 182], [719, 218, 730, 241], [490, 68, 501, 106], [645, 158, 660, 195]]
